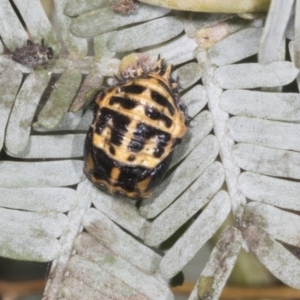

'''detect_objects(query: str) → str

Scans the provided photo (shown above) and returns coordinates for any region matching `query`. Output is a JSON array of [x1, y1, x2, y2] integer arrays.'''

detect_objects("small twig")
[[0, 279, 45, 300]]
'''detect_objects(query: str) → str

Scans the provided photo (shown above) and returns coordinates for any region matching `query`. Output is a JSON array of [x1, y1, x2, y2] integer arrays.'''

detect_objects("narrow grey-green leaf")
[[220, 90, 300, 121], [160, 191, 231, 279], [171, 111, 214, 168], [74, 233, 173, 300], [70, 4, 170, 37], [0, 54, 34, 73], [238, 172, 300, 211], [7, 134, 85, 159], [259, 0, 294, 64], [173, 62, 203, 90], [244, 202, 300, 247], [5, 71, 51, 154], [0, 1, 28, 50], [232, 143, 300, 179], [70, 69, 103, 112], [285, 10, 294, 40], [0, 68, 23, 150], [242, 224, 300, 289], [0, 208, 68, 238], [294, 1, 300, 68], [83, 208, 161, 274], [45, 57, 100, 74], [288, 41, 300, 92], [182, 85, 208, 118], [91, 182, 149, 239], [215, 62, 299, 89], [147, 34, 197, 66], [54, 0, 88, 57], [0, 232, 60, 262], [0, 160, 84, 187], [64, 0, 116, 17], [197, 226, 242, 300], [144, 162, 224, 246], [13, 0, 60, 54], [37, 70, 82, 129], [140, 135, 219, 219], [108, 16, 183, 52], [209, 27, 262, 66], [33, 110, 92, 132], [62, 277, 114, 300], [227, 116, 300, 151], [97, 58, 121, 77], [0, 187, 77, 212], [94, 32, 116, 62], [65, 256, 150, 300]]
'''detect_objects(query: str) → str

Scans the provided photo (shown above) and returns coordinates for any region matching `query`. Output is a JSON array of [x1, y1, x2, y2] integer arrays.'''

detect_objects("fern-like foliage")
[[1, 1, 300, 300]]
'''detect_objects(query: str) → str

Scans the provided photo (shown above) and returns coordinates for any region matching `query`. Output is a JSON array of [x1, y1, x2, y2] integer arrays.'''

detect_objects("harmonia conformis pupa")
[[84, 58, 187, 199]]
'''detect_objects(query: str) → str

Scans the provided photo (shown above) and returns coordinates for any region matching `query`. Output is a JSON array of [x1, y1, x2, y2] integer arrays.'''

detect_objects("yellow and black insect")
[[84, 58, 187, 199], [11, 39, 53, 67]]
